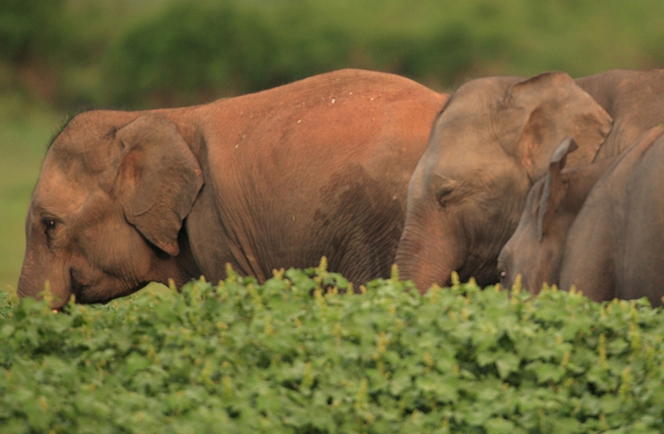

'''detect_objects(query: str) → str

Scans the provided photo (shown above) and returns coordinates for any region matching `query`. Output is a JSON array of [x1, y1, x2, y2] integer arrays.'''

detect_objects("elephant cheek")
[[532, 244, 562, 293], [521, 265, 543, 295], [525, 253, 548, 295]]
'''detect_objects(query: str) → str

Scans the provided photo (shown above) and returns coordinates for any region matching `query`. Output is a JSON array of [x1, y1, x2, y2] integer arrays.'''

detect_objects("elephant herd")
[[16, 68, 664, 309]]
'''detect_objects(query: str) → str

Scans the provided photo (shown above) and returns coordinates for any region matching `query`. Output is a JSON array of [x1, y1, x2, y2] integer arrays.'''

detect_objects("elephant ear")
[[502, 71, 613, 182], [536, 137, 577, 240], [115, 114, 203, 256]]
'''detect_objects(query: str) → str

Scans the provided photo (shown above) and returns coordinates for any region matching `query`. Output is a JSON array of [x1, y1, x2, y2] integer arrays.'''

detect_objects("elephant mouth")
[[69, 268, 152, 306], [456, 253, 500, 287], [69, 268, 93, 305]]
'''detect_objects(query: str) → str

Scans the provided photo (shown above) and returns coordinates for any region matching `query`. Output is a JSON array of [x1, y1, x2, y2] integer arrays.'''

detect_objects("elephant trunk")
[[17, 248, 71, 309], [396, 218, 466, 293]]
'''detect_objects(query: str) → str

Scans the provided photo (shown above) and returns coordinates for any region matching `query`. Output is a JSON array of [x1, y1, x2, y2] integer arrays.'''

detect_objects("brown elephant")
[[395, 69, 664, 291], [498, 126, 664, 306], [18, 69, 448, 309]]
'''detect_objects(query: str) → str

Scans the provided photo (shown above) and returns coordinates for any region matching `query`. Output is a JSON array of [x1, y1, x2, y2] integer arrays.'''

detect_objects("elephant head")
[[496, 137, 611, 293], [395, 72, 613, 291], [498, 126, 664, 294], [18, 111, 204, 309]]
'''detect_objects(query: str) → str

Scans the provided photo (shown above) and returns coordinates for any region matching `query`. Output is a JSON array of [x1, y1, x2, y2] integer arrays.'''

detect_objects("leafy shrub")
[[5, 0, 664, 109], [103, 2, 271, 106], [102, 1, 354, 107], [2, 264, 664, 433], [0, 0, 67, 63]]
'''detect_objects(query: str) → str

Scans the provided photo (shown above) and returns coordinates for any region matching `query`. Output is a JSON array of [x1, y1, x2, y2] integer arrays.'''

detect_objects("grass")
[[0, 93, 63, 290]]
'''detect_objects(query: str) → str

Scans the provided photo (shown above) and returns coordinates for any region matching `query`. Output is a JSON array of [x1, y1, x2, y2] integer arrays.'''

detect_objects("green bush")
[[103, 3, 273, 106], [2, 263, 664, 433], [6, 0, 664, 110], [0, 0, 67, 63], [102, 1, 355, 107]]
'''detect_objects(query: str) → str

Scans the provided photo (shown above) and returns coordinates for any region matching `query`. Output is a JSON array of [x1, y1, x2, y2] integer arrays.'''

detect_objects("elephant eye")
[[42, 217, 58, 236], [437, 187, 454, 207], [498, 268, 509, 287]]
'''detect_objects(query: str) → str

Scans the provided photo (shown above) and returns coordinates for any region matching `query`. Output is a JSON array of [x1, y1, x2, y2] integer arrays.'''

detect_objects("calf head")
[[18, 111, 204, 309], [498, 138, 615, 293]]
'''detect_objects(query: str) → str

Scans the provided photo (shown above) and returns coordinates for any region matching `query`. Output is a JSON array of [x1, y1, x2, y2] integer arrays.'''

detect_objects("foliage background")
[[2, 0, 664, 289]]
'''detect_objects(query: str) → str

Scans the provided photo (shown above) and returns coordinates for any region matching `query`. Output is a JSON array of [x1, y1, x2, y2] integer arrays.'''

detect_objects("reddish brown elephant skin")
[[396, 68, 664, 292], [18, 69, 448, 308]]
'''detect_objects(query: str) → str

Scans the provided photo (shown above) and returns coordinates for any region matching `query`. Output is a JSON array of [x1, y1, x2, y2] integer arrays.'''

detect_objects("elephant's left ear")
[[536, 137, 577, 240], [115, 114, 204, 256]]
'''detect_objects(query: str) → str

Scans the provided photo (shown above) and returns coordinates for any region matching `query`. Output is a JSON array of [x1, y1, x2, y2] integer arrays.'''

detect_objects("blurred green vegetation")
[[0, 97, 62, 290], [3, 0, 664, 110], [1, 0, 663, 288]]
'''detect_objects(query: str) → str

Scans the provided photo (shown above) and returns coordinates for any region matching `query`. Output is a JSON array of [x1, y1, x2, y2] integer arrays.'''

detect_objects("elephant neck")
[[177, 223, 203, 282]]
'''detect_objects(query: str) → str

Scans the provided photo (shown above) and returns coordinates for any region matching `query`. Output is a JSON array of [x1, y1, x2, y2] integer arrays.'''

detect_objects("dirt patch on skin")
[[316, 163, 404, 282]]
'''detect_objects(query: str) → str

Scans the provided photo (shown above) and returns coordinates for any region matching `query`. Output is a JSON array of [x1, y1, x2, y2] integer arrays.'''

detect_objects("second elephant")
[[499, 126, 664, 306], [396, 68, 664, 291]]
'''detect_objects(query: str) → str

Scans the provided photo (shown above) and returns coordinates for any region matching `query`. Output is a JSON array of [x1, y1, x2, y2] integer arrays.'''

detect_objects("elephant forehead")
[[33, 163, 90, 215], [428, 76, 522, 148], [429, 111, 503, 162], [427, 144, 513, 182], [438, 76, 519, 118]]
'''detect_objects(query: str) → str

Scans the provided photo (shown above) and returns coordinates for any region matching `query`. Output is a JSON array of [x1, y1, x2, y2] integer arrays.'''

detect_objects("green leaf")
[[390, 371, 411, 396], [1, 324, 15, 338], [528, 361, 565, 384], [485, 417, 516, 434], [495, 353, 520, 379], [125, 353, 150, 374]]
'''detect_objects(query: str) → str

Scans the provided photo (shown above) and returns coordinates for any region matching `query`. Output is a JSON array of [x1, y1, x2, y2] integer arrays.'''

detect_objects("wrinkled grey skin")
[[497, 137, 618, 293], [559, 126, 664, 306], [499, 127, 664, 301], [502, 126, 664, 305], [396, 69, 664, 291], [18, 69, 447, 309]]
